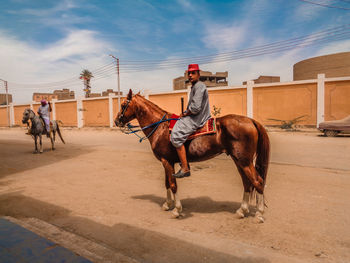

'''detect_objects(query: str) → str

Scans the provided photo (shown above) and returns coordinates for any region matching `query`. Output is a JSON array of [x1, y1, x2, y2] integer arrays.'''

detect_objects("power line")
[[117, 28, 350, 72], [116, 25, 350, 69], [6, 24, 350, 88], [297, 0, 350, 10]]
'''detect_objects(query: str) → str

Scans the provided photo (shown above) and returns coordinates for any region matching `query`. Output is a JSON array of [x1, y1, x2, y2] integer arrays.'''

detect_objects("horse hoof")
[[33, 151, 38, 154], [171, 208, 181, 218], [235, 207, 247, 218], [255, 212, 265, 223], [162, 202, 171, 211]]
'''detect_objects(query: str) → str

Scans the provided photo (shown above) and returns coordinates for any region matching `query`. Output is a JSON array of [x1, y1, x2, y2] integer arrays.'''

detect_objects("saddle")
[[169, 114, 216, 140]]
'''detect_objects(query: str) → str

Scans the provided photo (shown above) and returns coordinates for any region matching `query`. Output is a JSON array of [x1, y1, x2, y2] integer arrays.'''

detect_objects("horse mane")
[[134, 94, 170, 115]]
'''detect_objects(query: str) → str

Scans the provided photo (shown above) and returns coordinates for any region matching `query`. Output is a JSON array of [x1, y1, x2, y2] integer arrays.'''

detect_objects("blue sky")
[[0, 0, 350, 103]]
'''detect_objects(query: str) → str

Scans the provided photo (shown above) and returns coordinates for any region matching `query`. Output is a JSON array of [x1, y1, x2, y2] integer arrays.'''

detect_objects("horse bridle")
[[118, 99, 131, 123], [23, 109, 34, 123]]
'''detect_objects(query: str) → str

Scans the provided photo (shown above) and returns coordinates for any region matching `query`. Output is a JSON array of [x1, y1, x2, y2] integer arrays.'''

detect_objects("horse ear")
[[127, 89, 133, 100], [137, 91, 141, 95]]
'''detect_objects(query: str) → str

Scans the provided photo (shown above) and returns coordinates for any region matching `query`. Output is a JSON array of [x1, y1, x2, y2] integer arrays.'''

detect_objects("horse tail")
[[252, 119, 270, 184], [56, 121, 65, 144]]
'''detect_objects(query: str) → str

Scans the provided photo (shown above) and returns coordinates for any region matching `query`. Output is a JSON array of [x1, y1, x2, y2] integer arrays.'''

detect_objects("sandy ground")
[[0, 127, 349, 263]]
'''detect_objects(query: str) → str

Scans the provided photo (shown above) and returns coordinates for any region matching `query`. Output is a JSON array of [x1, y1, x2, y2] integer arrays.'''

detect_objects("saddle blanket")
[[169, 114, 216, 140]]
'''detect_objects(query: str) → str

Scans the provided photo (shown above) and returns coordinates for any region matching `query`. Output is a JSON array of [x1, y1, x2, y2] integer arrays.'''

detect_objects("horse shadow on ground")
[[132, 194, 246, 219], [0, 191, 270, 263], [0, 139, 93, 179]]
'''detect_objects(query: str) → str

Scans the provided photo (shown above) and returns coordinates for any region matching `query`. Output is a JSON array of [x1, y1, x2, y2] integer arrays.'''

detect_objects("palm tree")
[[80, 69, 93, 98]]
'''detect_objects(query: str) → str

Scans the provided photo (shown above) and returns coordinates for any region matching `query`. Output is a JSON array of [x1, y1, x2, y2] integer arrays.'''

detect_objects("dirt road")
[[0, 128, 349, 263]]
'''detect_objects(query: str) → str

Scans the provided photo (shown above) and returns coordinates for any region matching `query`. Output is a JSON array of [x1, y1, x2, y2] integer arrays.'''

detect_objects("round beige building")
[[293, 51, 350, 80]]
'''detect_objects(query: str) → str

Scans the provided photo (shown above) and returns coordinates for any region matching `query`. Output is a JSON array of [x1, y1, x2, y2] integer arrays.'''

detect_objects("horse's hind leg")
[[235, 160, 265, 223], [255, 192, 265, 223], [234, 164, 252, 218], [50, 132, 55, 150], [160, 158, 182, 218]]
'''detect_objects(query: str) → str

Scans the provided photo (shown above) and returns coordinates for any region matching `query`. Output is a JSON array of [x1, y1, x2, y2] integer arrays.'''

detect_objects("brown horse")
[[115, 90, 270, 223]]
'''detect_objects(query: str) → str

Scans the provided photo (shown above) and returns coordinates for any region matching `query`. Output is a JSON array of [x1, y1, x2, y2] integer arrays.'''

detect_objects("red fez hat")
[[188, 64, 200, 72]]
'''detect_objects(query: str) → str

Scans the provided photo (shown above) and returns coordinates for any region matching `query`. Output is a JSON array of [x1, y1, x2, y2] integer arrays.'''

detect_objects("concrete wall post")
[[9, 102, 14, 126], [30, 101, 35, 111], [77, 97, 84, 128], [246, 80, 254, 118], [108, 93, 115, 128], [51, 99, 57, 120], [317, 74, 325, 128], [144, 89, 150, 100]]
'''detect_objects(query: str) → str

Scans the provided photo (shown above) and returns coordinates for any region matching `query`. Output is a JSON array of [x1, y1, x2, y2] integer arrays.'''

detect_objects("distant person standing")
[[38, 99, 52, 137]]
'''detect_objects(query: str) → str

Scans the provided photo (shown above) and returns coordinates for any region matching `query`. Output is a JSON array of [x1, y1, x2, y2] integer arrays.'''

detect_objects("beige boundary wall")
[[1, 74, 349, 128]]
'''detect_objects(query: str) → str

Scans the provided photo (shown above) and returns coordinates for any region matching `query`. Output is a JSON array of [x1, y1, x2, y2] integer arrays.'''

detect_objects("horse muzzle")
[[114, 117, 124, 127]]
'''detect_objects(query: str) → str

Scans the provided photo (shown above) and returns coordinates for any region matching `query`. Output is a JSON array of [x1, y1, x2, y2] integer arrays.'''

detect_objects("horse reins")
[[121, 113, 179, 143], [118, 98, 179, 143]]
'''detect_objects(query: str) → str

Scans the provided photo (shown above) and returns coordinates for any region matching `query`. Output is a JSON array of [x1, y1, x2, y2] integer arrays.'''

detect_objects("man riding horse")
[[38, 99, 52, 137], [26, 99, 52, 136], [171, 64, 211, 178]]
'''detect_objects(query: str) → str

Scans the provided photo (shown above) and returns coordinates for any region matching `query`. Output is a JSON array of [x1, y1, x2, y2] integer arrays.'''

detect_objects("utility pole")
[[109, 54, 121, 111], [0, 78, 10, 127]]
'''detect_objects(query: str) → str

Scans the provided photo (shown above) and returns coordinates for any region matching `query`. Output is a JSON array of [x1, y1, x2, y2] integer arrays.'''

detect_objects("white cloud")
[[0, 29, 115, 103], [292, 0, 328, 22], [8, 0, 78, 17], [6, 0, 93, 29], [202, 23, 246, 52], [176, 0, 192, 9], [40, 30, 110, 62], [315, 39, 350, 56]]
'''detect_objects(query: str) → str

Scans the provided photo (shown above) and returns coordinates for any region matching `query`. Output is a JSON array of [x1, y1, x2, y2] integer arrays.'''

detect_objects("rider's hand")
[[180, 110, 191, 118]]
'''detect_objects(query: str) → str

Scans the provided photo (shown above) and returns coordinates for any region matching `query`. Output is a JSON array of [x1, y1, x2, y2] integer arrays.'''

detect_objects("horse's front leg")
[[33, 135, 38, 154], [236, 191, 250, 218], [39, 134, 43, 153], [160, 158, 182, 218]]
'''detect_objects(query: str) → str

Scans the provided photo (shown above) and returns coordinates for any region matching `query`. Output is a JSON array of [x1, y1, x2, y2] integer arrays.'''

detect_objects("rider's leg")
[[43, 118, 50, 137], [173, 144, 191, 178], [176, 145, 190, 172]]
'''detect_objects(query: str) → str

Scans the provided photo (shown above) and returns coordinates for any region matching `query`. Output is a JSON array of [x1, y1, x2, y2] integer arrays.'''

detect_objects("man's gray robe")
[[170, 81, 211, 148]]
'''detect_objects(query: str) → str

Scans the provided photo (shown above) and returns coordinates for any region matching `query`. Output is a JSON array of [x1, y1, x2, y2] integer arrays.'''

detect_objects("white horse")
[[22, 109, 65, 153]]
